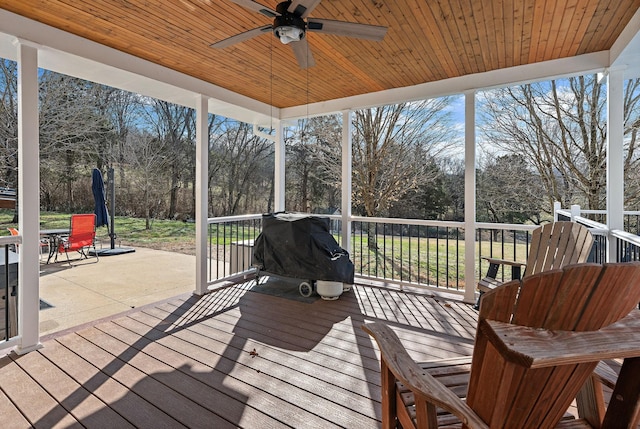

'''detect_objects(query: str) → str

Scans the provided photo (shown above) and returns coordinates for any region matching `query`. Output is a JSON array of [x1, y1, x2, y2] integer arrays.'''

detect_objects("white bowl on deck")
[[316, 280, 343, 300]]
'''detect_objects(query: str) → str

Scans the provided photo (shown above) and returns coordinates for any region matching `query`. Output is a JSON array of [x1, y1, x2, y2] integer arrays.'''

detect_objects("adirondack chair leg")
[[576, 376, 606, 427], [601, 356, 640, 428], [414, 393, 438, 429], [380, 360, 398, 429], [473, 291, 483, 311]]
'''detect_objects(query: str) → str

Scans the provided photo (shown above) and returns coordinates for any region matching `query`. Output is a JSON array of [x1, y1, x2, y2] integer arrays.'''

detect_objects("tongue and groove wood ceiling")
[[2, 1, 640, 109]]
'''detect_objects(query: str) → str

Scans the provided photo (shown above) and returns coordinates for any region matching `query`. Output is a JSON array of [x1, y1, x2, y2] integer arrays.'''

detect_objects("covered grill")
[[252, 212, 354, 299]]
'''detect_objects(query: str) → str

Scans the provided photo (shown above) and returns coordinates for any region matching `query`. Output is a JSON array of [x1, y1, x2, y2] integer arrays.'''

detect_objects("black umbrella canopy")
[[92, 168, 109, 228]]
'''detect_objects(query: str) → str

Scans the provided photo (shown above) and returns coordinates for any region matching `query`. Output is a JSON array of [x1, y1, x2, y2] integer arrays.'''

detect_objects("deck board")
[[0, 282, 477, 428]]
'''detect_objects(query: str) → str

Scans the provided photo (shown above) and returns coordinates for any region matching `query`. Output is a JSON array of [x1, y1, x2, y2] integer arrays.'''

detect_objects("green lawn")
[[0, 210, 197, 253], [1, 210, 531, 290]]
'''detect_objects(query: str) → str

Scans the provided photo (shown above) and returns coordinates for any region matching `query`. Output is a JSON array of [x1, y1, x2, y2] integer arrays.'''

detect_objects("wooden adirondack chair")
[[476, 221, 594, 308], [364, 263, 640, 428]]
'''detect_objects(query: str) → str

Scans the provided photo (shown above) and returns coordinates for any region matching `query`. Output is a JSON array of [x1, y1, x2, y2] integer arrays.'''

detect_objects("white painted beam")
[[280, 52, 611, 120]]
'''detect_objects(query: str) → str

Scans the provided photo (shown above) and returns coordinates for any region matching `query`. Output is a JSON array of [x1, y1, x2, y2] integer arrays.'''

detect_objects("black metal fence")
[[0, 238, 19, 343]]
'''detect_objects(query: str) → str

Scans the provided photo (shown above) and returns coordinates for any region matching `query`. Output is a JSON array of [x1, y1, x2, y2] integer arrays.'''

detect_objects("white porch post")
[[16, 39, 42, 353], [194, 95, 209, 295], [341, 110, 353, 254], [606, 68, 625, 262], [274, 120, 285, 212], [463, 90, 477, 304]]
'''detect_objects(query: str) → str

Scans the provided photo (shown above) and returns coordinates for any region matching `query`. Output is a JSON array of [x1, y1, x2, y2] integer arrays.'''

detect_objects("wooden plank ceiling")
[[2, 1, 639, 109]]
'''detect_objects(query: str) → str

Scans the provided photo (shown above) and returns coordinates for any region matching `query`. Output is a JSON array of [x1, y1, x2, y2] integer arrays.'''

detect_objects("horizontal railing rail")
[[556, 207, 640, 236], [611, 229, 640, 262]]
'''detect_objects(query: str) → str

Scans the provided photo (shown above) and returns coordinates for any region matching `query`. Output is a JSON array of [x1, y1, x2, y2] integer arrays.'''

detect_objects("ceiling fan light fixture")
[[275, 25, 304, 44]]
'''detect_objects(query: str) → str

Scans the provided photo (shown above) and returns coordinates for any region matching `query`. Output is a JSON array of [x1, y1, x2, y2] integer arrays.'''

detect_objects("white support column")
[[606, 68, 625, 262], [194, 95, 209, 295], [274, 120, 285, 212], [463, 91, 477, 304], [341, 111, 353, 253], [16, 40, 42, 354]]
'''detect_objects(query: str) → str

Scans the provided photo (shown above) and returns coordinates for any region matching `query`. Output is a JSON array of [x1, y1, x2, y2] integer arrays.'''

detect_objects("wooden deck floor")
[[0, 280, 478, 428]]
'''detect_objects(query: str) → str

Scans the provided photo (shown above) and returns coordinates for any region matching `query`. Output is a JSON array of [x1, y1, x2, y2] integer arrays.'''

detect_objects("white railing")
[[205, 205, 640, 300], [205, 214, 568, 297]]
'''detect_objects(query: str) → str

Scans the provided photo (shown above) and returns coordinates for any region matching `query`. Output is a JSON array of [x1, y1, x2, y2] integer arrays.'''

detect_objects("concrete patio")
[[38, 247, 196, 338]]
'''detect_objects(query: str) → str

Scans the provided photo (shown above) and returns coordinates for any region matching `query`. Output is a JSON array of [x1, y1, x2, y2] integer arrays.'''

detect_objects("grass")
[[351, 233, 529, 290], [1, 210, 532, 290], [0, 210, 197, 254]]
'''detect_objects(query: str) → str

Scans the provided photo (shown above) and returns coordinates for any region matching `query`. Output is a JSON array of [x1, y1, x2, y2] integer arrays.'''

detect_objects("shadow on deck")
[[0, 277, 477, 428]]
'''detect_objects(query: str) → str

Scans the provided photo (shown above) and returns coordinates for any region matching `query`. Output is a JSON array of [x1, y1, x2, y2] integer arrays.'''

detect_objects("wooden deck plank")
[[55, 332, 232, 428], [0, 283, 480, 428], [74, 323, 280, 428], [37, 339, 185, 429], [129, 296, 381, 427], [103, 316, 352, 428], [0, 362, 32, 429], [0, 356, 82, 428], [9, 349, 135, 429]]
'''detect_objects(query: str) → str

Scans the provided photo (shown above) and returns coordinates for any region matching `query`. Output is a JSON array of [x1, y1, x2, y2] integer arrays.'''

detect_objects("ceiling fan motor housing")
[[273, 2, 306, 40]]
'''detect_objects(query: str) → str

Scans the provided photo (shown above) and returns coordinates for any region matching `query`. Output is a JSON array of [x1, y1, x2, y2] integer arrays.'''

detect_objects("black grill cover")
[[252, 213, 354, 284]]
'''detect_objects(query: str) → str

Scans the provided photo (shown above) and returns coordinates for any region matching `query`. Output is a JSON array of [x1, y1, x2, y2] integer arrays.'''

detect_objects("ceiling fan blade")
[[227, 0, 278, 17], [291, 38, 316, 69], [287, 0, 322, 18], [307, 19, 387, 41], [210, 25, 272, 48]]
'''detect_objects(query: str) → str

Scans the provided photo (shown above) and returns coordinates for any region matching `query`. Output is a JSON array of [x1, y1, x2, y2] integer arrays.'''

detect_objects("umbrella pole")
[[109, 167, 116, 249], [93, 167, 135, 256]]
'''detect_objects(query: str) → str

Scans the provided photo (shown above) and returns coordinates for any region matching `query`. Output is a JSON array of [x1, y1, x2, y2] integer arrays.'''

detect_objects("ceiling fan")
[[211, 0, 388, 69]]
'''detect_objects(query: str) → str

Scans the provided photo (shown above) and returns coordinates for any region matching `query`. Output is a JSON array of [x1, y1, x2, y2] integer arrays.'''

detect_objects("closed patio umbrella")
[[92, 168, 109, 228]]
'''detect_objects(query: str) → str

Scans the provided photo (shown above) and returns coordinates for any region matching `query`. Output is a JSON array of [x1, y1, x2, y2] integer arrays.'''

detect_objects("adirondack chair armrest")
[[480, 311, 640, 369], [481, 256, 527, 268], [362, 322, 489, 429], [477, 258, 527, 294]]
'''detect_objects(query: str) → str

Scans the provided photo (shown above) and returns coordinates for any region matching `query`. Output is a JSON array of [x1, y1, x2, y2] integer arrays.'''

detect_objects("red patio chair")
[[57, 214, 99, 265]]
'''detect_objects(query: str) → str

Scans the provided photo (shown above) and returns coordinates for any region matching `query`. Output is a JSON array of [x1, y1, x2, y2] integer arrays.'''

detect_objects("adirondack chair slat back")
[[523, 222, 594, 277], [468, 262, 640, 427]]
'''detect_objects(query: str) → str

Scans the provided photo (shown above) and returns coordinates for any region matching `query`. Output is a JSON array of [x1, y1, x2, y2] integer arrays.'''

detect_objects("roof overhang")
[[2, 8, 640, 127]]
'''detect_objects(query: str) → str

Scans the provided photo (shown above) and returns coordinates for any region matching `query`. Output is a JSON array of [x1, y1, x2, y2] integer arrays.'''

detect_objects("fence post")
[[570, 204, 581, 221], [553, 201, 561, 222]]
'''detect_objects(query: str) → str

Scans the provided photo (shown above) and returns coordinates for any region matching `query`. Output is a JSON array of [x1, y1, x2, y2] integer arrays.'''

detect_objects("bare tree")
[[286, 115, 342, 212], [0, 60, 18, 221], [144, 100, 195, 219], [476, 154, 545, 224], [210, 121, 273, 216], [38, 71, 114, 211], [122, 129, 169, 229], [352, 98, 455, 217], [480, 76, 640, 212]]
